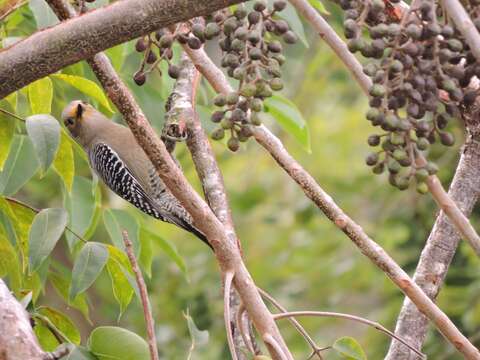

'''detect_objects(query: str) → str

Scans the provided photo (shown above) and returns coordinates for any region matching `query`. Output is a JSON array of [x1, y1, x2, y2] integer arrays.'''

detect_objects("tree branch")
[[443, 0, 480, 63], [180, 44, 480, 359], [386, 135, 480, 358], [287, 0, 480, 258], [44, 2, 291, 359], [272, 311, 424, 359], [169, 51, 249, 358], [122, 230, 159, 360], [0, 0, 248, 98], [0, 279, 44, 360]]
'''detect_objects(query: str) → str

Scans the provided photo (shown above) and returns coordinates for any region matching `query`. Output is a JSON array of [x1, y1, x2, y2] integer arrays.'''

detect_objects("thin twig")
[[272, 311, 425, 359], [181, 42, 480, 359], [263, 333, 289, 360], [0, 107, 26, 122], [235, 303, 256, 355], [122, 230, 159, 360], [257, 288, 323, 359], [5, 197, 87, 244], [0, 0, 28, 22], [224, 271, 238, 360]]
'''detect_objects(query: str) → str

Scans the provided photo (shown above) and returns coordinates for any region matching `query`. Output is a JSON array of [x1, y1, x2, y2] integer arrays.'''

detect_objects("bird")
[[61, 100, 211, 248]]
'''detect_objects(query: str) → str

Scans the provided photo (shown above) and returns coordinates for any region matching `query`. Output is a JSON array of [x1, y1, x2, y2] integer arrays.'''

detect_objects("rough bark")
[[0, 279, 44, 360], [167, 52, 248, 359], [386, 112, 480, 358], [0, 0, 246, 98]]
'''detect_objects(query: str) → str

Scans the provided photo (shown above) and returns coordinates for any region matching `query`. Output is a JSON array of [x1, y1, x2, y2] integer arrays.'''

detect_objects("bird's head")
[[62, 100, 103, 146]]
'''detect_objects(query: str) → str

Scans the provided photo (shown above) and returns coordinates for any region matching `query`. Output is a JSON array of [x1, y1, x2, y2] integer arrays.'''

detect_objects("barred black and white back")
[[89, 143, 210, 247]]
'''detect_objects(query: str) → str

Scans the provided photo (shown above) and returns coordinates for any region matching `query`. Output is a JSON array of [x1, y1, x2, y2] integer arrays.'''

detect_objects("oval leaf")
[[29, 208, 68, 271], [69, 242, 108, 301], [36, 306, 81, 344], [103, 209, 140, 256], [53, 131, 75, 192], [64, 176, 101, 250], [64, 346, 97, 360], [0, 135, 39, 196], [106, 257, 134, 318], [51, 74, 113, 113], [264, 95, 311, 152], [87, 326, 150, 360], [332, 336, 367, 360], [28, 77, 53, 114], [0, 100, 16, 170], [26, 114, 60, 173]]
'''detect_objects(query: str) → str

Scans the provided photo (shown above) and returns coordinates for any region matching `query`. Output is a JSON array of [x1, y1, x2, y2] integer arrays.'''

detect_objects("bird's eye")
[[65, 118, 75, 126]]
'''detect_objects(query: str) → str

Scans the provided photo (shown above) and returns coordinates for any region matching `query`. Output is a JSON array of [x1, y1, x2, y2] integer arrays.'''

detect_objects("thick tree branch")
[[44, 2, 291, 359], [0, 279, 44, 360], [181, 45, 480, 358], [386, 136, 480, 358], [0, 0, 248, 98], [166, 51, 249, 359]]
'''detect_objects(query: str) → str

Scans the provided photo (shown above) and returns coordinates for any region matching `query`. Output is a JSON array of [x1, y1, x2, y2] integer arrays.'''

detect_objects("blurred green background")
[[1, 0, 479, 359]]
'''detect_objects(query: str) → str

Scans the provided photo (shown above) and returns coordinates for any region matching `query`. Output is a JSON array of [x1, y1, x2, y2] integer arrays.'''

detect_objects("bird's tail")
[[188, 226, 213, 250]]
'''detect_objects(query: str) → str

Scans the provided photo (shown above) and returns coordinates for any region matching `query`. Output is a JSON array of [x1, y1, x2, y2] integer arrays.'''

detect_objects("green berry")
[[415, 168, 429, 181], [213, 94, 227, 107], [416, 182, 429, 194], [365, 153, 379, 166], [270, 78, 284, 91], [211, 128, 225, 140], [226, 92, 239, 105], [228, 137, 240, 152]]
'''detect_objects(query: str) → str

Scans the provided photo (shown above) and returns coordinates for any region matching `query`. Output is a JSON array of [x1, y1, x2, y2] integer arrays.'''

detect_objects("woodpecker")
[[61, 100, 211, 248]]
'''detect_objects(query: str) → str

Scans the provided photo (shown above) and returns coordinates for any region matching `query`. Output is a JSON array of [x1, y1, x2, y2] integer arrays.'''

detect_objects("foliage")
[[0, 0, 478, 359]]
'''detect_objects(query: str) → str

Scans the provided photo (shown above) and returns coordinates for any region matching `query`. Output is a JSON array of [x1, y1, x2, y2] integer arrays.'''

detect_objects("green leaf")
[[276, 4, 309, 47], [54, 131, 75, 192], [63, 346, 97, 360], [50, 270, 90, 321], [103, 209, 140, 257], [264, 95, 311, 152], [51, 74, 114, 113], [106, 256, 134, 317], [36, 306, 81, 344], [69, 242, 109, 301], [184, 309, 209, 359], [29, 0, 58, 29], [35, 324, 60, 352], [29, 208, 68, 272], [0, 225, 21, 293], [307, 0, 330, 14], [28, 77, 53, 114], [4, 92, 17, 111], [332, 336, 367, 360], [0, 135, 39, 196], [64, 176, 101, 250], [87, 326, 150, 360], [143, 228, 187, 276], [0, 103, 16, 171], [5, 197, 35, 270], [26, 114, 60, 174]]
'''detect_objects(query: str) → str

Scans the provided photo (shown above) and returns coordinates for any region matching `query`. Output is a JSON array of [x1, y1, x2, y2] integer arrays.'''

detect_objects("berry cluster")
[[342, 0, 480, 193], [132, 22, 222, 85], [208, 1, 298, 151]]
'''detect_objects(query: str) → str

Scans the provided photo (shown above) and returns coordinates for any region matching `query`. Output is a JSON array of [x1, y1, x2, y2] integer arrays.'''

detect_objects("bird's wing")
[[89, 143, 210, 247], [89, 142, 164, 220]]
